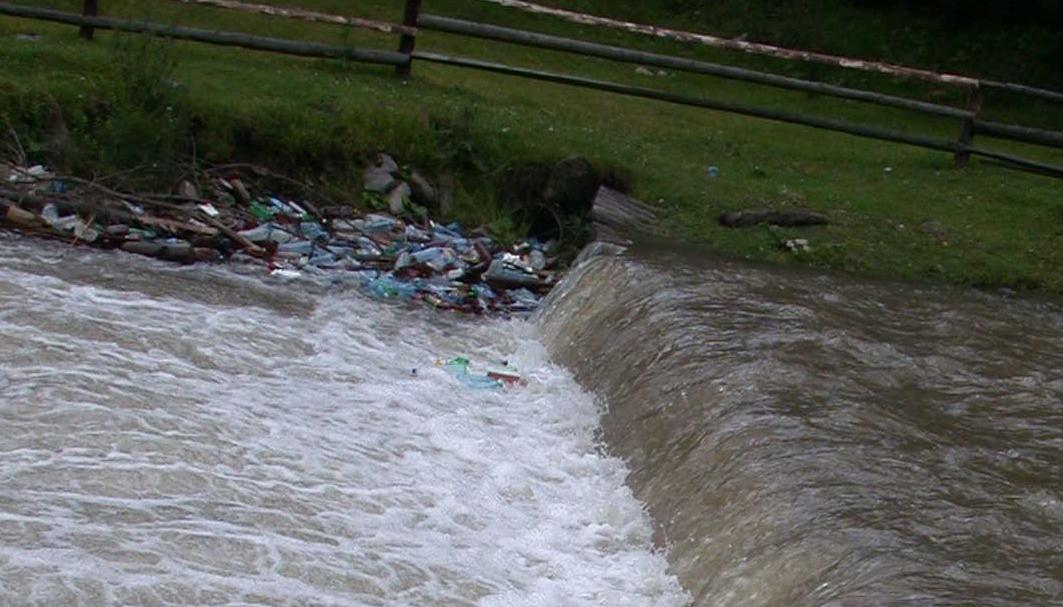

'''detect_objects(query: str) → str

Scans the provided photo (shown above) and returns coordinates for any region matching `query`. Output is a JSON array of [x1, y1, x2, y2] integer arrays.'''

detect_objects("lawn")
[[1, 0, 1062, 292]]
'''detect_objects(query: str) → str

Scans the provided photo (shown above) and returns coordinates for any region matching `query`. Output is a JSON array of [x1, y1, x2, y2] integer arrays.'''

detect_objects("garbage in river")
[[438, 357, 527, 390], [0, 160, 562, 315]]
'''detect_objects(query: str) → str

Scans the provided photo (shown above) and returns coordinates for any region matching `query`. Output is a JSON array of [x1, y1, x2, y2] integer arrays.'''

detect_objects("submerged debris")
[[438, 357, 526, 390], [0, 161, 558, 315]]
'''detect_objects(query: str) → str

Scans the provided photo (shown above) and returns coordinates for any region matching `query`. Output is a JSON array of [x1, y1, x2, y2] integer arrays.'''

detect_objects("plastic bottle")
[[238, 223, 293, 244], [300, 221, 328, 242]]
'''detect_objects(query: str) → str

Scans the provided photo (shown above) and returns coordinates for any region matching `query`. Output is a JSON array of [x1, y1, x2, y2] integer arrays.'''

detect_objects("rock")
[[544, 156, 600, 217], [718, 210, 828, 228], [376, 153, 399, 174], [919, 220, 947, 238], [408, 171, 437, 205], [634, 66, 654, 76], [387, 182, 412, 215], [364, 154, 400, 193]]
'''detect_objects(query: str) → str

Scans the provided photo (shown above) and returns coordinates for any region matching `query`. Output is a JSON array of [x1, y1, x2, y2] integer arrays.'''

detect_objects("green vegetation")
[[1, 0, 1062, 292]]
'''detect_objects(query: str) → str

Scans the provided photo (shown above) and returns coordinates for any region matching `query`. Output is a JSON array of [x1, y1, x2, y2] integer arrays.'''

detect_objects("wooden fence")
[[2, 0, 1062, 179]]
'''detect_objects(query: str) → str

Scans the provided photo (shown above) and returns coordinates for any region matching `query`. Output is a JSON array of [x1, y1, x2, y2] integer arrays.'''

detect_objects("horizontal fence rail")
[[0, 3, 408, 64], [473, 0, 982, 88], [981, 80, 1063, 106], [477, 0, 1063, 108], [1, 0, 1061, 180], [418, 14, 974, 121], [413, 51, 1063, 179], [170, 0, 414, 35], [974, 119, 1063, 149]]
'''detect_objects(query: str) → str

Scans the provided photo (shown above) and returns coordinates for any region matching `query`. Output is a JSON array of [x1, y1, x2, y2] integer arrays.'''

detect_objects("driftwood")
[[0, 188, 135, 225], [0, 187, 272, 258], [719, 210, 829, 228]]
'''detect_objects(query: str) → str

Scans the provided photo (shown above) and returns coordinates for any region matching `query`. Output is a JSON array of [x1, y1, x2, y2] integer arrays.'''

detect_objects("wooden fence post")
[[395, 0, 422, 78], [79, 0, 98, 40], [955, 85, 983, 167]]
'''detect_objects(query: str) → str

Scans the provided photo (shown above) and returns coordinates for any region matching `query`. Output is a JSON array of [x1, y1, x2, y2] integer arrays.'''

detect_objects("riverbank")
[[2, 2, 1062, 294]]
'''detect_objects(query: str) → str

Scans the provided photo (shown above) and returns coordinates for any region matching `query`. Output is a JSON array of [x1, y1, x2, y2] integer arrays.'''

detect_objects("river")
[[1, 232, 1061, 606]]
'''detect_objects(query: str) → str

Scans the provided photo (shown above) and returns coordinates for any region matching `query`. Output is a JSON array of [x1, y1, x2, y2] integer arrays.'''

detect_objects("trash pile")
[[0, 161, 560, 315]]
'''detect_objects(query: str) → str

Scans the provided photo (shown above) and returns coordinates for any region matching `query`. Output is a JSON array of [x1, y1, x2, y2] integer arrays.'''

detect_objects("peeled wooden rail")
[[419, 14, 1063, 153], [0, 3, 408, 65], [169, 0, 415, 36], [413, 51, 1063, 179], [473, 0, 982, 88], [418, 14, 974, 121]]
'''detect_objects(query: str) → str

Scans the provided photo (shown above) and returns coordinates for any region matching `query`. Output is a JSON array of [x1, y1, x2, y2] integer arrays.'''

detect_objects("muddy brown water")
[[541, 243, 1063, 606], [1, 230, 1061, 606]]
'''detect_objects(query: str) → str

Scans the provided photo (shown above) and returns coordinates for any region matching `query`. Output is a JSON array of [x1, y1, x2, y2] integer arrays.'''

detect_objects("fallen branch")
[[196, 211, 266, 257]]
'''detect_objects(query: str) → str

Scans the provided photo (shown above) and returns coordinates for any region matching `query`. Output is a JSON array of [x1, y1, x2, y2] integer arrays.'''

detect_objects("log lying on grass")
[[718, 210, 829, 228]]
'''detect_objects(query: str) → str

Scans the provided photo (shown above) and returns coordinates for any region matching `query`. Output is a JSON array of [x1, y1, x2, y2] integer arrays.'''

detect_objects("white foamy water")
[[0, 234, 687, 606]]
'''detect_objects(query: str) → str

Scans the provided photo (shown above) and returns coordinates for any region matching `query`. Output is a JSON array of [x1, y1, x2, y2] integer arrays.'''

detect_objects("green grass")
[[1, 0, 1062, 292]]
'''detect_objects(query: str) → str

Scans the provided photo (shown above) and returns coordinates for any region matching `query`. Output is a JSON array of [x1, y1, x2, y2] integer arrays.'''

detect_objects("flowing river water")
[[1, 232, 1061, 606]]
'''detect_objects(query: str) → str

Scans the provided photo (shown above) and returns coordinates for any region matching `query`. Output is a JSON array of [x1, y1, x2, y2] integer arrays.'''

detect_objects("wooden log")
[[418, 15, 973, 120], [472, 0, 980, 88], [79, 0, 97, 40], [0, 3, 410, 66], [168, 0, 415, 36], [196, 211, 266, 257], [1, 200, 44, 227], [395, 0, 423, 78], [718, 210, 829, 228], [0, 188, 135, 225]]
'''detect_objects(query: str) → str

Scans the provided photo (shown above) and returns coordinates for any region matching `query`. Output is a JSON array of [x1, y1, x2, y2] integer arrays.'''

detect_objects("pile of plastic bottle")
[[236, 198, 557, 315], [2, 161, 559, 315]]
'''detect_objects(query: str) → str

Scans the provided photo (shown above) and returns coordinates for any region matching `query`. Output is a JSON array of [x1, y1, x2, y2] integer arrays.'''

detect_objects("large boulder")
[[544, 156, 600, 216], [364, 153, 400, 193]]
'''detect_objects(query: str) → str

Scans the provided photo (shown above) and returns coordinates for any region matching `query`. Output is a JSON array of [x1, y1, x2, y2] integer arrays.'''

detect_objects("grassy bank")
[[2, 0, 1062, 292]]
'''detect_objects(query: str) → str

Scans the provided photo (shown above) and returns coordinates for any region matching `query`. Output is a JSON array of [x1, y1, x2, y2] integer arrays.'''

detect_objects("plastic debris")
[[0, 160, 558, 315], [438, 357, 525, 390], [7, 165, 50, 183]]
